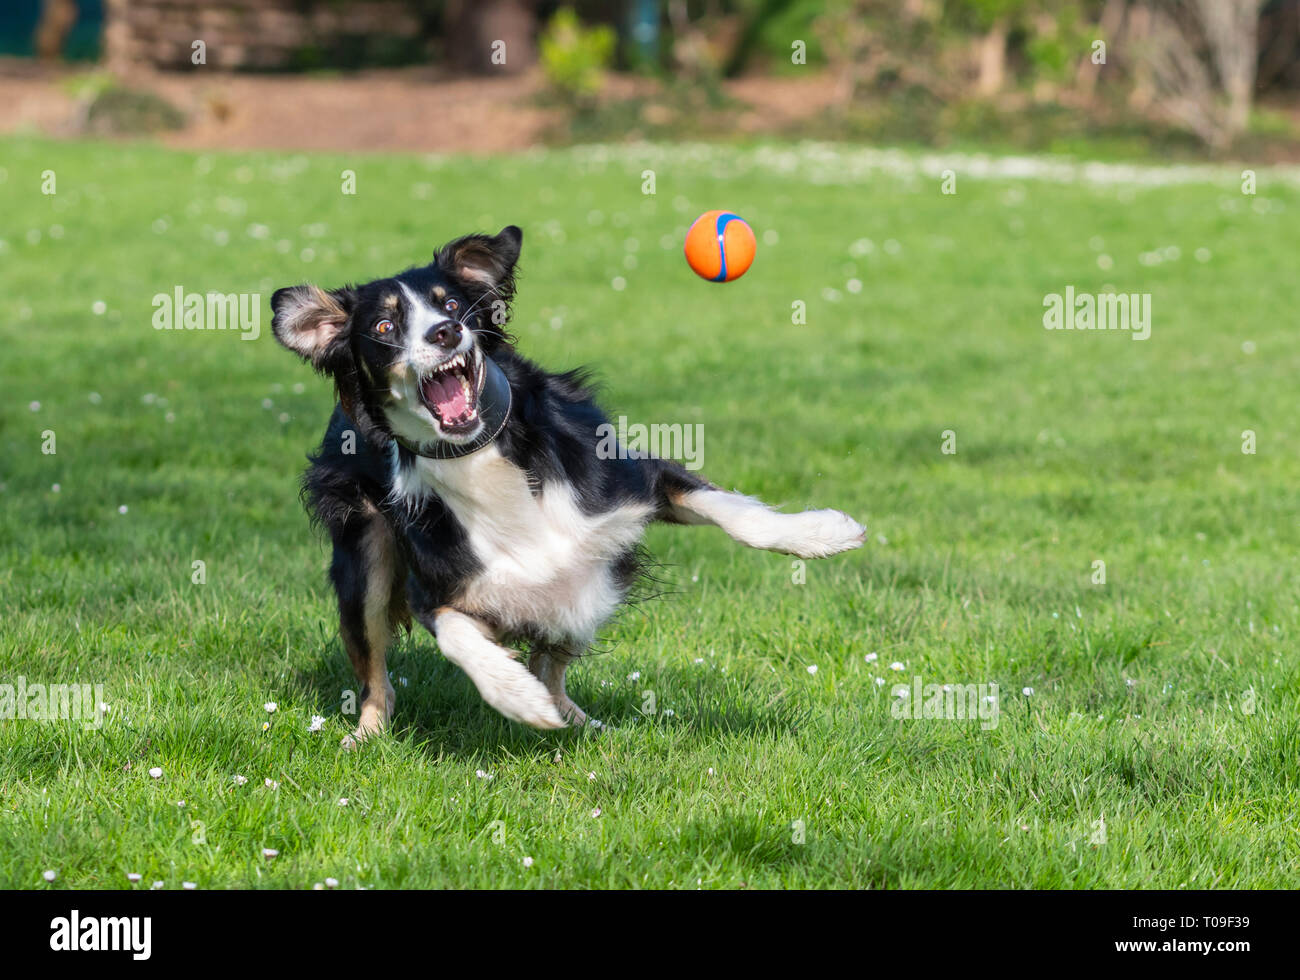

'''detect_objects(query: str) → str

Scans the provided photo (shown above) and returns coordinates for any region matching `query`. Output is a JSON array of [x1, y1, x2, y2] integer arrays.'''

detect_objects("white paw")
[[435, 608, 567, 729], [785, 509, 867, 558], [480, 658, 567, 730]]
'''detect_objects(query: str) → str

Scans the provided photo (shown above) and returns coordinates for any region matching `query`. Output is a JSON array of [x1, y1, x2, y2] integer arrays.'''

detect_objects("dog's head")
[[271, 225, 521, 447]]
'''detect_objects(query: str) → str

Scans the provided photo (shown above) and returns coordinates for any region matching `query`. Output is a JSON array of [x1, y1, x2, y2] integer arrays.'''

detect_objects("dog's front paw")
[[786, 509, 867, 558], [481, 657, 567, 730]]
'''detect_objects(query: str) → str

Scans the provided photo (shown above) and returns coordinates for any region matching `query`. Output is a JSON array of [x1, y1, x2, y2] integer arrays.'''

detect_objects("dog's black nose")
[[426, 322, 462, 350]]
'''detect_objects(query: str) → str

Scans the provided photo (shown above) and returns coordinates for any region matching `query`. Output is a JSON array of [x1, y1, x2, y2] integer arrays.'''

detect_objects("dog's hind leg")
[[332, 505, 405, 744], [527, 643, 587, 727], [664, 484, 866, 559]]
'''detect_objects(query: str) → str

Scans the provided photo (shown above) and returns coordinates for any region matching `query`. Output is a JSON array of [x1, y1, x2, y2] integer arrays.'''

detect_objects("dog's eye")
[[374, 319, 394, 335], [444, 299, 459, 314]]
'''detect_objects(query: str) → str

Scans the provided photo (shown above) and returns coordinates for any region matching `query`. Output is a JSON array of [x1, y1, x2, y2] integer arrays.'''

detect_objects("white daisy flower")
[[523, 856, 534, 868], [232, 774, 247, 785], [42, 870, 57, 882], [265, 778, 279, 790], [182, 881, 196, 890], [889, 662, 905, 671], [1022, 687, 1034, 697], [262, 848, 279, 860], [864, 653, 878, 663], [308, 715, 325, 732], [325, 877, 339, 888], [148, 767, 163, 779], [264, 702, 277, 713], [127, 873, 142, 882]]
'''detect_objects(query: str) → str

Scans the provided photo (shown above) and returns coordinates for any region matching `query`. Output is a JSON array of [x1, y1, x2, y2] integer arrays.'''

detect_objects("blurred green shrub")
[[539, 8, 617, 106]]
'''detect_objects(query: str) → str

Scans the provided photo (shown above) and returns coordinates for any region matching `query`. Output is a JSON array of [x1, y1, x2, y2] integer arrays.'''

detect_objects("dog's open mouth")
[[418, 348, 484, 435]]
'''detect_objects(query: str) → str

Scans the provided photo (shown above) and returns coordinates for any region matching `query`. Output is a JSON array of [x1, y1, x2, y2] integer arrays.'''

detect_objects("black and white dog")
[[271, 226, 865, 741]]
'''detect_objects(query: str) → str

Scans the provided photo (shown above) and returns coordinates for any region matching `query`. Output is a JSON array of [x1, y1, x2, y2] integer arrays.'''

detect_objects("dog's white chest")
[[402, 447, 652, 645]]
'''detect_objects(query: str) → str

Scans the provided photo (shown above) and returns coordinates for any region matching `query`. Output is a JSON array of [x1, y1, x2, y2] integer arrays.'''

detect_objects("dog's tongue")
[[423, 373, 468, 420]]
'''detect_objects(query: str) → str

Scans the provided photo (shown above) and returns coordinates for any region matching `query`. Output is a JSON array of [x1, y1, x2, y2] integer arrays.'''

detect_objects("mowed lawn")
[[0, 137, 1297, 889]]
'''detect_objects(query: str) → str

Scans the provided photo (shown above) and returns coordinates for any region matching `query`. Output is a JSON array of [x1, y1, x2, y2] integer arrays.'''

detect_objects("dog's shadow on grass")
[[293, 636, 806, 761]]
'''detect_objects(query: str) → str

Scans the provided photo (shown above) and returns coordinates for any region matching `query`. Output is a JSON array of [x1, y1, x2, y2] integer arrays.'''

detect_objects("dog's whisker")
[[458, 284, 505, 326]]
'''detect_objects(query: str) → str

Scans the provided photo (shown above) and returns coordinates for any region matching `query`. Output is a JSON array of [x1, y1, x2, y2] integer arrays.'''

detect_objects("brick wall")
[[102, 0, 426, 72]]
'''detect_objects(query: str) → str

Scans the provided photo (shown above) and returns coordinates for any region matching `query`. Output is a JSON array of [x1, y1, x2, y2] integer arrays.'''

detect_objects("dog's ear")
[[436, 225, 522, 303], [271, 284, 353, 371]]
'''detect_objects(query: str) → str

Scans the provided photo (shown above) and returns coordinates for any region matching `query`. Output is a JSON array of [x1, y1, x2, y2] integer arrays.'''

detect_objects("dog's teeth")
[[428, 352, 473, 379]]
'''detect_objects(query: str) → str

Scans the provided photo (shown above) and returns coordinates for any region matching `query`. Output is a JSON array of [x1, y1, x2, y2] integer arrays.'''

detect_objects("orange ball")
[[684, 210, 756, 282]]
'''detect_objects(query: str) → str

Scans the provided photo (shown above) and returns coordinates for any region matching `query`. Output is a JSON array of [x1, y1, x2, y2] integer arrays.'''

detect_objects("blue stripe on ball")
[[711, 212, 741, 282]]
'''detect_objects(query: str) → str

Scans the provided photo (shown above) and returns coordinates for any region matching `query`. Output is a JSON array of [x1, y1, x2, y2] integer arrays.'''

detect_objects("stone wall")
[[102, 0, 426, 72]]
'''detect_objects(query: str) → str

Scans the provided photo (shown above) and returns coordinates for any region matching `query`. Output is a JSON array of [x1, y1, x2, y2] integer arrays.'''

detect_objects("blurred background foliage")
[[10, 1, 1300, 154], [544, 0, 1300, 155]]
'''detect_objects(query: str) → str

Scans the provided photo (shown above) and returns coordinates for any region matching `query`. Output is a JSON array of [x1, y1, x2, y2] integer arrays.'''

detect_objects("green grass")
[[1, 137, 1297, 889]]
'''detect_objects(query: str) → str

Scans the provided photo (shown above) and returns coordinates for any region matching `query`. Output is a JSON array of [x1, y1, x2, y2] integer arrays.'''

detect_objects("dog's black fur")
[[272, 226, 863, 737], [302, 352, 706, 632]]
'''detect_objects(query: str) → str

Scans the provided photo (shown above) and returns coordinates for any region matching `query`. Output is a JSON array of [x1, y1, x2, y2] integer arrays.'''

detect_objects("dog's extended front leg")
[[527, 644, 588, 726], [667, 487, 866, 558], [424, 607, 565, 729]]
